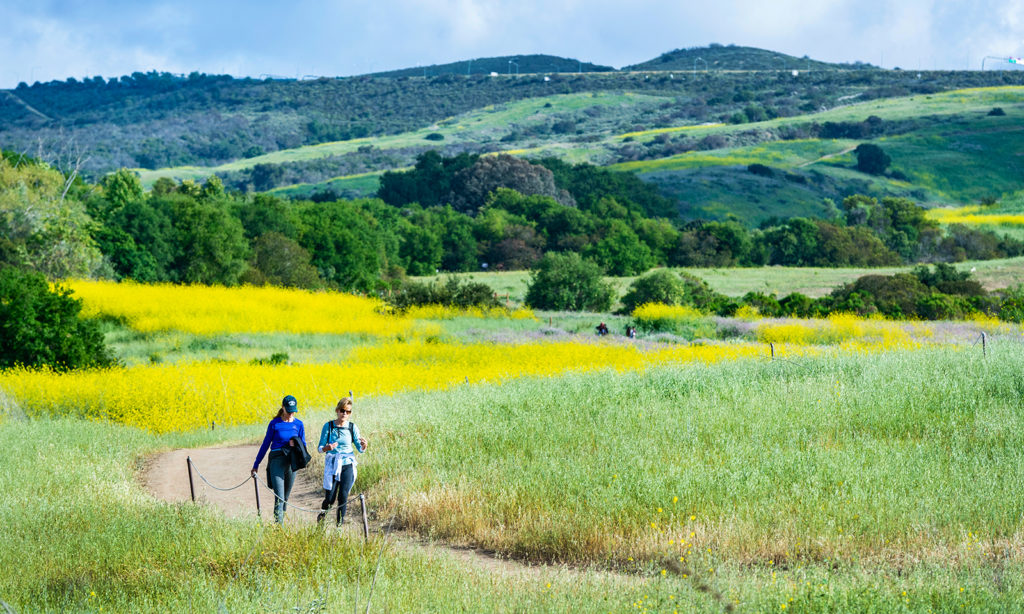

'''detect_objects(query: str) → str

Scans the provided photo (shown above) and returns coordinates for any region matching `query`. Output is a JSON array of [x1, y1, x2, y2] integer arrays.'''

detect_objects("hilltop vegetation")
[[3, 46, 1022, 181], [364, 53, 614, 78], [623, 43, 864, 72]]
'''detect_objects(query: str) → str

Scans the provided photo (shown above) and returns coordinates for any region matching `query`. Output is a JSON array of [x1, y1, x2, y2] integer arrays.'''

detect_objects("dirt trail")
[[144, 444, 333, 523], [797, 145, 857, 168], [142, 444, 593, 578]]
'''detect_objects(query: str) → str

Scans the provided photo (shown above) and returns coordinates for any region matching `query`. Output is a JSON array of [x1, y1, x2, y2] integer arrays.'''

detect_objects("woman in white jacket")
[[316, 397, 367, 525]]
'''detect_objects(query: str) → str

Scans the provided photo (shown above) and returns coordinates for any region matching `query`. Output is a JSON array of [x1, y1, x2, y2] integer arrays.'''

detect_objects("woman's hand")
[[250, 468, 257, 478], [327, 442, 337, 451], [358, 437, 368, 450]]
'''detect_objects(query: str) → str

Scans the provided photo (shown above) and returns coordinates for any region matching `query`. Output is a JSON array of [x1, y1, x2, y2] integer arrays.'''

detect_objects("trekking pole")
[[253, 474, 262, 518], [982, 332, 987, 357], [186, 456, 196, 503], [360, 494, 370, 540]]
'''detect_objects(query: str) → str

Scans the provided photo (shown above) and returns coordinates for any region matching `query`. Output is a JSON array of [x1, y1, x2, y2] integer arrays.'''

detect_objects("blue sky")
[[2, 0, 1023, 88]]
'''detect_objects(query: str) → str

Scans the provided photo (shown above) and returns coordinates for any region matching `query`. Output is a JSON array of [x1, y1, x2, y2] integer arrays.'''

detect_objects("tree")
[[0, 267, 115, 370], [170, 197, 250, 285], [524, 252, 614, 312], [100, 168, 144, 211], [0, 155, 102, 278], [298, 199, 398, 291], [854, 143, 891, 175], [585, 220, 654, 276], [449, 155, 574, 214], [241, 232, 322, 289]]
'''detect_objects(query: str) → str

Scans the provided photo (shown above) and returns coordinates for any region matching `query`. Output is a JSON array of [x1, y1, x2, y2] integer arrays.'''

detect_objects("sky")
[[2, 0, 1024, 88]]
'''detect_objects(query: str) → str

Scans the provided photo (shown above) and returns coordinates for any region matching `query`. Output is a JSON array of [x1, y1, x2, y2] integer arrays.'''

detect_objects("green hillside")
[[3, 48, 1022, 181], [624, 43, 863, 72]]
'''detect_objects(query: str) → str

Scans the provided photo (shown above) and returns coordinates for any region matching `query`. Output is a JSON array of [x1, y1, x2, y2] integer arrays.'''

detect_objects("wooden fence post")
[[186, 456, 196, 503]]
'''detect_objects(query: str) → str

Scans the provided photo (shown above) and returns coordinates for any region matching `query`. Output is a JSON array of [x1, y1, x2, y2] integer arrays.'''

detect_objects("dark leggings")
[[321, 463, 355, 523], [266, 451, 295, 524]]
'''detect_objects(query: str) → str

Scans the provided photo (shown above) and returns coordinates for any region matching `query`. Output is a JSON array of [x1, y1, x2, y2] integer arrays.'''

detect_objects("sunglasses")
[[338, 409, 352, 414]]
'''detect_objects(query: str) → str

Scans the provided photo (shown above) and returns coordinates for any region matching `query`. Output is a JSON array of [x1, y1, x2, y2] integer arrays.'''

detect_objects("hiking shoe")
[[316, 511, 326, 524]]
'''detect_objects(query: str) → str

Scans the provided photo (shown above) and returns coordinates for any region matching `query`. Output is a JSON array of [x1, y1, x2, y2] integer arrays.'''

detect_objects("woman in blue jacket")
[[316, 397, 367, 525], [252, 394, 306, 523]]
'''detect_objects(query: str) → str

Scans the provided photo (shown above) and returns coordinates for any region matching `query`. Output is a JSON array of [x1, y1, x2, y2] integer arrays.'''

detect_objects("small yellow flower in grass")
[[960, 587, 964, 593], [90, 592, 96, 597], [661, 569, 667, 576], [690, 515, 696, 521], [781, 605, 787, 610], [668, 539, 674, 545], [628, 557, 634, 561], [673, 496, 678, 504], [657, 507, 662, 513], [546, 583, 551, 588], [689, 532, 695, 538]]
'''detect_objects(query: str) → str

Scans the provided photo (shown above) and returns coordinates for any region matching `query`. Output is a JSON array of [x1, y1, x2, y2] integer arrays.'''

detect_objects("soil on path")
[[142, 443, 325, 523], [141, 444, 600, 579]]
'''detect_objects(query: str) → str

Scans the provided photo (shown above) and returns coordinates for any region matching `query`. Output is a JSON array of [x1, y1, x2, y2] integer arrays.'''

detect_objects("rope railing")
[[186, 456, 365, 528]]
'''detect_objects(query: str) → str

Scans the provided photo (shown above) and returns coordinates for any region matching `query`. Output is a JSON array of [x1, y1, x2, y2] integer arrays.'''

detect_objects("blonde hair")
[[336, 397, 353, 412]]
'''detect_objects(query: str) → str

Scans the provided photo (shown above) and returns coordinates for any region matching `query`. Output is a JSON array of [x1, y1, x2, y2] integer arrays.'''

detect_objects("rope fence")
[[186, 456, 368, 535]]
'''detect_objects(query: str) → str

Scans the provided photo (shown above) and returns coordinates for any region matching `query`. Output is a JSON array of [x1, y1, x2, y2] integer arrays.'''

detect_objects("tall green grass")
[[5, 343, 1024, 610], [0, 418, 646, 612], [361, 346, 1024, 572]]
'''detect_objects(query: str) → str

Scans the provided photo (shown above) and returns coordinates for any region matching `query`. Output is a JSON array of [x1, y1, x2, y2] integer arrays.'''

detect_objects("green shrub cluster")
[[622, 264, 1023, 321], [385, 276, 501, 312], [0, 267, 115, 370]]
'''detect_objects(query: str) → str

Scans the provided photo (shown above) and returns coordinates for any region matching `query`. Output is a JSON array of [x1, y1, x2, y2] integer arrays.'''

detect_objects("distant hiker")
[[252, 394, 308, 523], [626, 325, 637, 339], [596, 322, 609, 336], [316, 397, 368, 525]]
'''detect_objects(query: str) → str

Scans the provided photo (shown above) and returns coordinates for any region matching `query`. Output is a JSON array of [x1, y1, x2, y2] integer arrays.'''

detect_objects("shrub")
[[0, 267, 116, 370], [386, 275, 500, 312], [854, 143, 891, 175], [524, 252, 614, 312], [618, 269, 729, 315]]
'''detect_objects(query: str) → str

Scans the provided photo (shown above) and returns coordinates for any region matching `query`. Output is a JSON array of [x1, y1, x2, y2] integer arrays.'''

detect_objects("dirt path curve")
[[142, 444, 607, 579], [797, 145, 857, 168], [143, 443, 326, 523]]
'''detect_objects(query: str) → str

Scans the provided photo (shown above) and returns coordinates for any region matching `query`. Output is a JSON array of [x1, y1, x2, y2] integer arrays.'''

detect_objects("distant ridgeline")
[[2, 44, 1023, 177], [623, 44, 875, 72], [3, 149, 1023, 300], [362, 54, 615, 78]]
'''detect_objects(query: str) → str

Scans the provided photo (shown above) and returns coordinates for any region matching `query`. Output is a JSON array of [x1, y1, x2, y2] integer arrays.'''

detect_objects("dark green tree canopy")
[[524, 252, 614, 312], [854, 143, 891, 175], [0, 267, 115, 370]]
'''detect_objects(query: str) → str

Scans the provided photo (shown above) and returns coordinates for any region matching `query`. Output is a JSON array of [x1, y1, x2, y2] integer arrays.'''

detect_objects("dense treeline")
[[3, 151, 1022, 295], [3, 66, 1022, 175]]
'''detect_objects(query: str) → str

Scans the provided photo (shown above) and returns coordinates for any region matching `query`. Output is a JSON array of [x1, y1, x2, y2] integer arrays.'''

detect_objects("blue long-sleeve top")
[[318, 420, 364, 463], [252, 417, 306, 470]]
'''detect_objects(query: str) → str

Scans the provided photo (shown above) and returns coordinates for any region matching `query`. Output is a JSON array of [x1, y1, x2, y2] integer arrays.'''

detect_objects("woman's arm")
[[317, 421, 330, 453], [252, 421, 274, 472], [353, 423, 366, 452]]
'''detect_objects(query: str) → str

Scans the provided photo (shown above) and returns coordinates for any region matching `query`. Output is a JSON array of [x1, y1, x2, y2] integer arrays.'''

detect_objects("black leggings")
[[321, 463, 355, 523]]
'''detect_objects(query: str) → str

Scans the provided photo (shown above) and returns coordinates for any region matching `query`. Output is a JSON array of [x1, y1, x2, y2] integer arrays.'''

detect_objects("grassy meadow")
[[414, 255, 1024, 305], [3, 281, 1024, 612]]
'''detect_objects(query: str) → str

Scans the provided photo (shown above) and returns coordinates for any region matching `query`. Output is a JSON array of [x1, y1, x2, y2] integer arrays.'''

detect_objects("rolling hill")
[[3, 45, 1024, 228]]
